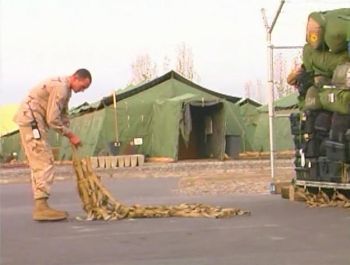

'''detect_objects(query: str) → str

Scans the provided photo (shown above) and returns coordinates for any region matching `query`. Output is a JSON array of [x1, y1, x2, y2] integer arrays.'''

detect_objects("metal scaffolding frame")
[[261, 0, 304, 192], [261, 0, 350, 193]]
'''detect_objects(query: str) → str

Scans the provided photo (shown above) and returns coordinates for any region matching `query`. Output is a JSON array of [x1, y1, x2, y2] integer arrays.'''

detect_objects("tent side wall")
[[208, 103, 225, 160], [223, 101, 247, 152], [150, 100, 182, 159], [273, 111, 295, 151], [103, 99, 154, 157], [59, 108, 107, 160], [252, 110, 295, 152], [237, 102, 261, 152], [0, 131, 24, 161]]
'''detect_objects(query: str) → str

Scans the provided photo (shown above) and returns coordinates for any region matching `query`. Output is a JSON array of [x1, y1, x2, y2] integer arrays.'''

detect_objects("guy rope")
[[72, 148, 250, 221]]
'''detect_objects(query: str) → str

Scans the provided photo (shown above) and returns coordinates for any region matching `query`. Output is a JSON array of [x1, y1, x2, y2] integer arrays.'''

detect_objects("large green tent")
[[241, 93, 299, 152], [58, 71, 246, 161], [0, 71, 248, 162], [1, 72, 302, 161], [236, 98, 262, 151]]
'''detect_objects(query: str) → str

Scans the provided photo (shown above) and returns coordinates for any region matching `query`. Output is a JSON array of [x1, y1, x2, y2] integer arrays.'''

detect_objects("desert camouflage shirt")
[[14, 76, 72, 136]]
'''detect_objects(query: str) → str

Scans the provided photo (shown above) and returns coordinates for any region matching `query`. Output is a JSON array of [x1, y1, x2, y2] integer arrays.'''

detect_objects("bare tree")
[[273, 53, 295, 99], [255, 79, 264, 103], [175, 42, 198, 81], [162, 55, 171, 74], [130, 54, 157, 85], [244, 52, 301, 104], [244, 81, 253, 99], [243, 79, 264, 103], [273, 53, 286, 98]]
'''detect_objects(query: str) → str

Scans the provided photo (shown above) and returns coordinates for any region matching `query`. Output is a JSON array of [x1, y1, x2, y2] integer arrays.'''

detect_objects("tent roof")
[[258, 92, 299, 112], [236, 98, 262, 107], [70, 70, 241, 115]]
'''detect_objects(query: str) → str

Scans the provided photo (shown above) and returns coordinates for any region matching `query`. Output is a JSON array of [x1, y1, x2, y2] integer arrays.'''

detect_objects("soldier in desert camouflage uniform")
[[14, 69, 92, 221]]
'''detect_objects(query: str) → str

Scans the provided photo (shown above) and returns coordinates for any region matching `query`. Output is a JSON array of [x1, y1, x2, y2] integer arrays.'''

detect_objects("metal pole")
[[269, 0, 285, 34], [112, 91, 120, 144], [273, 45, 304, 49], [267, 31, 276, 193], [261, 0, 285, 193]]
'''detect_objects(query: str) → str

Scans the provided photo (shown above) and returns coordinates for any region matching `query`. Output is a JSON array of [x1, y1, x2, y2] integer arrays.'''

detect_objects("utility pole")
[[261, 0, 285, 193]]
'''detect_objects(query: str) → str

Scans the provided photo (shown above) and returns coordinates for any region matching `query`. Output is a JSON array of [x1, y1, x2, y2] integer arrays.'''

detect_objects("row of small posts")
[[90, 155, 145, 169]]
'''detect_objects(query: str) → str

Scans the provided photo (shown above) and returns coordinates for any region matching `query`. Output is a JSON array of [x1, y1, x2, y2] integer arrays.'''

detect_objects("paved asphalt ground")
[[1, 177, 350, 265]]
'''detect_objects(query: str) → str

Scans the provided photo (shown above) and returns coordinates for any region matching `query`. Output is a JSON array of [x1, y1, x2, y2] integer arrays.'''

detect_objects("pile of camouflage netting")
[[72, 152, 250, 221], [294, 187, 350, 208]]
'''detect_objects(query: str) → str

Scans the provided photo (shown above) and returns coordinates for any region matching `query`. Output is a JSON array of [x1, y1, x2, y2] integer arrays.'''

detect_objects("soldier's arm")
[[61, 103, 70, 127], [46, 86, 81, 147], [46, 86, 72, 136]]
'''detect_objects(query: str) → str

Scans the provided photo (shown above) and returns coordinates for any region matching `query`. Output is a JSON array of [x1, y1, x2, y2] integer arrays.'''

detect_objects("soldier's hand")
[[66, 132, 82, 147]]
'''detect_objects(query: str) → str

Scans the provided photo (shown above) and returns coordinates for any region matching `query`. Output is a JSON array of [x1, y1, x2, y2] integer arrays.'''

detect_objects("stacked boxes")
[[290, 111, 350, 183], [289, 8, 350, 184], [289, 71, 350, 183]]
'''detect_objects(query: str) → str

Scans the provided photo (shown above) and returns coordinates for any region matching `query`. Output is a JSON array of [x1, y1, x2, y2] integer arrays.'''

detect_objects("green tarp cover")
[[303, 44, 350, 78]]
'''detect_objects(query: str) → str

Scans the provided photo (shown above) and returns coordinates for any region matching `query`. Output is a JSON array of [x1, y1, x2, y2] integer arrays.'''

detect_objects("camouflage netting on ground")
[[72, 151, 250, 221], [295, 187, 350, 208]]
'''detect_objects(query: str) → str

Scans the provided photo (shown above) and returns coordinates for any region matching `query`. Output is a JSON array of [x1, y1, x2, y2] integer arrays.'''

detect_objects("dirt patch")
[[177, 166, 293, 195]]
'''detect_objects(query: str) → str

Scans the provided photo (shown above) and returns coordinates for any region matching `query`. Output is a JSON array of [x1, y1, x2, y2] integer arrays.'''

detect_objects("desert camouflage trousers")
[[19, 126, 55, 200]]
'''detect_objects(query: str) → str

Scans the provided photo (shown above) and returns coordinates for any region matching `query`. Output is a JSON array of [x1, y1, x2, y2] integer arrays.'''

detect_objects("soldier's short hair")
[[74, 69, 92, 82]]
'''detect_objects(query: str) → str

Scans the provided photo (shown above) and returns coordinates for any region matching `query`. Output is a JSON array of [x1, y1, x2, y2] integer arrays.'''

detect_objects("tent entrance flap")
[[178, 101, 225, 160]]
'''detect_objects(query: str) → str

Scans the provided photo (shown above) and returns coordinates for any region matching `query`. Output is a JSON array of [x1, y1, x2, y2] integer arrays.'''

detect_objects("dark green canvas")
[[319, 88, 350, 114]]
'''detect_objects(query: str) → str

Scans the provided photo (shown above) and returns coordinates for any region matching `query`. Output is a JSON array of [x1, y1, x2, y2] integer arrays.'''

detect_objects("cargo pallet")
[[295, 179, 350, 190]]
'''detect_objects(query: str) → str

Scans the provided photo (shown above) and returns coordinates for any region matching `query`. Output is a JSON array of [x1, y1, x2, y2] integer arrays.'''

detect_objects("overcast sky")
[[0, 0, 348, 107]]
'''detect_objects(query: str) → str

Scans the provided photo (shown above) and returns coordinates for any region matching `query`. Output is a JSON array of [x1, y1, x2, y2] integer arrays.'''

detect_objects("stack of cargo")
[[289, 8, 350, 184]]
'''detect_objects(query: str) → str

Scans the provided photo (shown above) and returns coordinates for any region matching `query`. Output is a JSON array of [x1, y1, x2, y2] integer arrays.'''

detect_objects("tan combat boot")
[[33, 198, 68, 221]]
